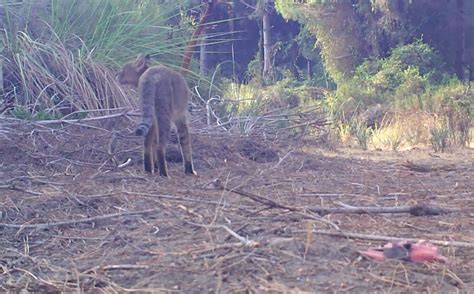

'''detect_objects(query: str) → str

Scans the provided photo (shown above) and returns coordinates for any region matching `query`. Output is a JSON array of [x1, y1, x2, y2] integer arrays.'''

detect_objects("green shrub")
[[328, 41, 455, 116], [327, 40, 472, 149]]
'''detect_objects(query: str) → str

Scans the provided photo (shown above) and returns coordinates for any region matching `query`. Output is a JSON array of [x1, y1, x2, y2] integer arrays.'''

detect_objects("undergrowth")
[[212, 77, 326, 135], [326, 40, 473, 151], [1, 2, 471, 151]]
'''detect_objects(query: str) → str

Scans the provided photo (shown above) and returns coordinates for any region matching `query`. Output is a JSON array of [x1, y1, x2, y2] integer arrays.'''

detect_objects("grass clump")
[[2, 33, 134, 117], [430, 121, 451, 152], [1, 0, 201, 119]]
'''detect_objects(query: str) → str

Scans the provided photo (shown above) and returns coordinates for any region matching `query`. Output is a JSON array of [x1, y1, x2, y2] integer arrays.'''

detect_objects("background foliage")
[[1, 0, 473, 149]]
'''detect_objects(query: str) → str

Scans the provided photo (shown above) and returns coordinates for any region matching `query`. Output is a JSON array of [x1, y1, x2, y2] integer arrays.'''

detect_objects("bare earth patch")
[[0, 118, 473, 292]]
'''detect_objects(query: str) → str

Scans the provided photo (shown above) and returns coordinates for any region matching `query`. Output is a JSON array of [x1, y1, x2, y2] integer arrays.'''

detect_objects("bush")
[[327, 40, 472, 149], [328, 41, 450, 117]]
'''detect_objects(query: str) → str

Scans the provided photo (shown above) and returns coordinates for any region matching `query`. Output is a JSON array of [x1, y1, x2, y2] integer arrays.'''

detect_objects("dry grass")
[[2, 33, 134, 118], [370, 112, 437, 151], [0, 111, 473, 292], [334, 110, 473, 152]]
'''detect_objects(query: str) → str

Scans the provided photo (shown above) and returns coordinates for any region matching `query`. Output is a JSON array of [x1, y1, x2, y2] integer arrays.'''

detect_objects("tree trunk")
[[199, 29, 208, 76], [455, 0, 465, 80], [306, 59, 313, 80], [262, 0, 273, 84], [0, 58, 3, 94]]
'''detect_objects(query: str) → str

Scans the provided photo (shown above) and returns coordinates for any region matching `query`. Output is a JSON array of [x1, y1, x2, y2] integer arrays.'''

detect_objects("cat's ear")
[[134, 53, 151, 71]]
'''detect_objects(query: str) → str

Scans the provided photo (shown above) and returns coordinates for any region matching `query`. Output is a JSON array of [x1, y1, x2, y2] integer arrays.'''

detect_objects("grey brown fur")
[[117, 54, 196, 176]]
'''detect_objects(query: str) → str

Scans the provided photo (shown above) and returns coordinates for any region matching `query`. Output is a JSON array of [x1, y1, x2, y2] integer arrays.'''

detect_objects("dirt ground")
[[0, 116, 473, 293]]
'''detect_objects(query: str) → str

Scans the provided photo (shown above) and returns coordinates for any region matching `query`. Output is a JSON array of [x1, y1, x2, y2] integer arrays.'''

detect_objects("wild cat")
[[116, 2, 216, 175], [117, 54, 196, 177]]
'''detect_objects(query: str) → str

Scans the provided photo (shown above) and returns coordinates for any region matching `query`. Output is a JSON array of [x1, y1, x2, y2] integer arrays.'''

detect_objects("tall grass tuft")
[[3, 32, 134, 117], [1, 0, 214, 118], [47, 0, 183, 65]]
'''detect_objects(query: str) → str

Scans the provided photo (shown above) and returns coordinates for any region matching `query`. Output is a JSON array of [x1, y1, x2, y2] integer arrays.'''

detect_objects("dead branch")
[[312, 230, 474, 248], [220, 225, 259, 247], [309, 204, 464, 216], [213, 179, 294, 211], [117, 158, 133, 169], [213, 179, 339, 229], [82, 264, 150, 274], [0, 208, 161, 230], [213, 180, 463, 217], [402, 160, 456, 173], [0, 183, 42, 195], [123, 190, 229, 206], [166, 203, 260, 247], [0, 109, 132, 126], [0, 102, 14, 114]]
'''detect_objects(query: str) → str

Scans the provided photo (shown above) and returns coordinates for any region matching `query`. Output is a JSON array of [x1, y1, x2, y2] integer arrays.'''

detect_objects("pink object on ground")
[[359, 240, 448, 263]]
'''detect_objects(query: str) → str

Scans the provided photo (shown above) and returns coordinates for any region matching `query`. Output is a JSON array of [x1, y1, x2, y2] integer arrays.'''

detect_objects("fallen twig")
[[182, 219, 260, 248], [82, 264, 150, 274], [0, 208, 161, 230], [0, 184, 42, 196], [1, 109, 132, 126], [117, 158, 133, 168], [219, 224, 260, 247], [123, 190, 229, 206], [213, 179, 294, 211], [0, 102, 14, 114]]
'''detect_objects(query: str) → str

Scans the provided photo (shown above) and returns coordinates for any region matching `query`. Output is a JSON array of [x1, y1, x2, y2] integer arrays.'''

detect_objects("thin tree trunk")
[[229, 3, 236, 79], [199, 29, 208, 76], [306, 59, 313, 80], [262, 0, 273, 84], [0, 58, 3, 94], [455, 0, 465, 80]]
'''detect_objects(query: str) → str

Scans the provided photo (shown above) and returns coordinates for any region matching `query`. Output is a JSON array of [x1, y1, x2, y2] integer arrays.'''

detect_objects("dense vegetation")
[[1, 0, 473, 150]]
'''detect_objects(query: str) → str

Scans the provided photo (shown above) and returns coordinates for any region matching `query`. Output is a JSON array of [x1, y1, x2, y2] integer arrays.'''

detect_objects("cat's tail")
[[135, 123, 150, 136], [135, 77, 155, 136]]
